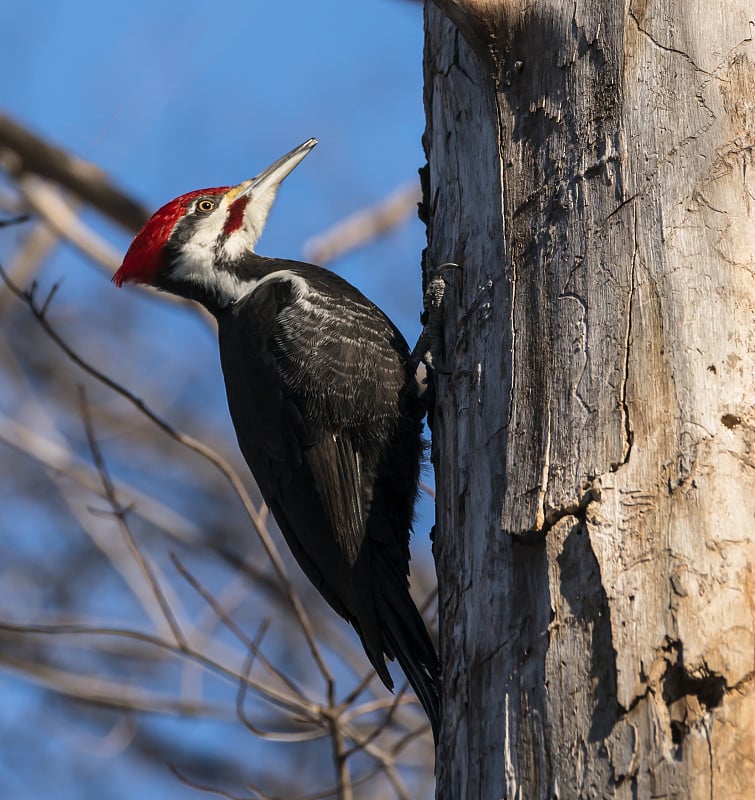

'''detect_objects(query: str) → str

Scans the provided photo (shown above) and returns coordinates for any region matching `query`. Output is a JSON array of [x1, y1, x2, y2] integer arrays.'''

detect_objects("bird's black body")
[[114, 139, 440, 741], [215, 255, 439, 739]]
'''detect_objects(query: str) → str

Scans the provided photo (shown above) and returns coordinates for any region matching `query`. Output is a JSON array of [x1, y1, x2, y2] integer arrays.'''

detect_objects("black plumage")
[[216, 256, 440, 740], [113, 140, 440, 741]]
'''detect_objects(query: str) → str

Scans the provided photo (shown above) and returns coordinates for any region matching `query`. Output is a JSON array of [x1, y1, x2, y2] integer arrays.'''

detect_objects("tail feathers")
[[378, 589, 440, 745]]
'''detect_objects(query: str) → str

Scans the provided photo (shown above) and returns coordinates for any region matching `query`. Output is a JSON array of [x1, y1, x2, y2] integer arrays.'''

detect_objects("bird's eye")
[[196, 199, 216, 213]]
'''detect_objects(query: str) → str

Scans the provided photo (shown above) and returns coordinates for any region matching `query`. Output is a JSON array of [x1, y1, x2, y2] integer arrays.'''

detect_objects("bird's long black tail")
[[377, 586, 440, 745]]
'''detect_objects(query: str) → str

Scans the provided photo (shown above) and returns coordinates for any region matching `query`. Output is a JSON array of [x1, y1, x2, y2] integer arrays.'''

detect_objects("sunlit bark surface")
[[424, 2, 755, 797]]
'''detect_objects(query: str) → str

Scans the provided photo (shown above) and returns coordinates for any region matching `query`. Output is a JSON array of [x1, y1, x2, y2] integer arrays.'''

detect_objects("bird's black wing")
[[217, 269, 401, 683]]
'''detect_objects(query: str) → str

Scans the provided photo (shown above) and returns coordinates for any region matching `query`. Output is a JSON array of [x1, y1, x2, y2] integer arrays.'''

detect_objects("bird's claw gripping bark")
[[409, 262, 460, 398]]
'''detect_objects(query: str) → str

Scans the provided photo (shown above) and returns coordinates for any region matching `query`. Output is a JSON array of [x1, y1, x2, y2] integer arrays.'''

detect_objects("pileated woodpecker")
[[114, 139, 440, 741]]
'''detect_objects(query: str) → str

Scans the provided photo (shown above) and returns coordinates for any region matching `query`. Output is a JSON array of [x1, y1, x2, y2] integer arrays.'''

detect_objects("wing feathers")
[[217, 260, 438, 739]]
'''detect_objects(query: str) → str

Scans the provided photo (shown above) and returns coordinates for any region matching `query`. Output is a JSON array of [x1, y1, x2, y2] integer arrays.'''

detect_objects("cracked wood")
[[424, 1, 755, 798]]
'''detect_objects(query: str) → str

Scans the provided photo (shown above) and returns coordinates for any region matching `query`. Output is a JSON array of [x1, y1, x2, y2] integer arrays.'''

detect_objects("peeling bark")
[[423, 1, 755, 797]]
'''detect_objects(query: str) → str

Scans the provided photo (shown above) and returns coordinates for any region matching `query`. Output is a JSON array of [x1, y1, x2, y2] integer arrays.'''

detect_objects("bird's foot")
[[409, 263, 460, 393]]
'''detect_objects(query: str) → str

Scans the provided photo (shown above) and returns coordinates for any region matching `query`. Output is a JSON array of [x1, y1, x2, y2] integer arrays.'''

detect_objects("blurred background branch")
[[304, 182, 420, 266], [0, 111, 149, 232]]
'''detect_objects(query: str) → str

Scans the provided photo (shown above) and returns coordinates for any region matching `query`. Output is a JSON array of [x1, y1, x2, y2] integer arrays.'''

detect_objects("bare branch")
[[0, 218, 58, 313], [234, 621, 323, 743], [171, 763, 390, 800], [341, 688, 412, 758], [0, 654, 227, 717], [0, 411, 204, 545], [0, 621, 317, 720], [79, 386, 189, 650], [0, 111, 150, 231], [327, 708, 353, 800], [16, 175, 124, 271], [304, 183, 420, 265], [57, 485, 188, 637], [171, 553, 307, 702]]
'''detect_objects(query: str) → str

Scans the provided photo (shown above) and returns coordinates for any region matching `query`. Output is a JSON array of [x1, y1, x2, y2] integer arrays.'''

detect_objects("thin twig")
[[0, 411, 204, 545], [419, 480, 436, 498], [0, 213, 30, 227], [56, 481, 187, 636], [328, 708, 354, 800], [0, 620, 318, 720], [341, 687, 412, 758], [39, 279, 60, 317], [0, 654, 226, 717], [171, 553, 306, 701], [234, 620, 322, 742], [0, 217, 57, 313], [389, 723, 431, 758], [79, 385, 188, 650]]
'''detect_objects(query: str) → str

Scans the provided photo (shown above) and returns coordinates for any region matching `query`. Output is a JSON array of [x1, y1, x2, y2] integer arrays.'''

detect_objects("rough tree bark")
[[422, 1, 754, 797]]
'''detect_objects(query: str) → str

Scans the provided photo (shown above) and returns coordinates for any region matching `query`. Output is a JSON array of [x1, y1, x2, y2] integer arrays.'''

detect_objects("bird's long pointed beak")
[[227, 138, 317, 203]]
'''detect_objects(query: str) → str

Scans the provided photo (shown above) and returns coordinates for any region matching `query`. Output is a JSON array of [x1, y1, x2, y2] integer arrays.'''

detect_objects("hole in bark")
[[721, 413, 741, 429], [660, 640, 726, 747], [662, 661, 725, 711]]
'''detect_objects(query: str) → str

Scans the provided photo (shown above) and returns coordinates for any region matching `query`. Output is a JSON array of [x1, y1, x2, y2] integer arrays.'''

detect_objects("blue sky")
[[1, 2, 434, 798]]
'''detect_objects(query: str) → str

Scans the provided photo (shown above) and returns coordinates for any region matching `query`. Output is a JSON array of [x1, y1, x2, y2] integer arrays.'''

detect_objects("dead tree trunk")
[[422, 1, 755, 797]]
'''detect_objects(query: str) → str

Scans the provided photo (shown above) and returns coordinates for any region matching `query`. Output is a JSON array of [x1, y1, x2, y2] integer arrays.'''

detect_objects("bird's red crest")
[[113, 187, 229, 287]]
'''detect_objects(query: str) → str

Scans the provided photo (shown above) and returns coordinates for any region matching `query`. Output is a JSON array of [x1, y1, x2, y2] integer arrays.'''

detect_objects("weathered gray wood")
[[423, 1, 755, 797]]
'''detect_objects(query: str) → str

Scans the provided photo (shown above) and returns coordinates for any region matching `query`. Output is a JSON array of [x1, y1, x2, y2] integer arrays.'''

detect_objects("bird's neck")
[[158, 252, 287, 317]]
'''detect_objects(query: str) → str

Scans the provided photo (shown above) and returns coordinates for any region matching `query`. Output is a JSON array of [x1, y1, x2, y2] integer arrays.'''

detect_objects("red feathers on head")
[[113, 187, 229, 287]]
